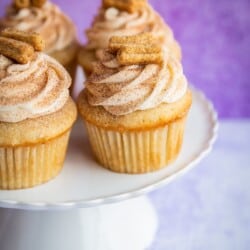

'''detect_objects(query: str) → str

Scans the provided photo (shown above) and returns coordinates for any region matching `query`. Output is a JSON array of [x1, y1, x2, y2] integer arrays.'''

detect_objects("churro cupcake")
[[78, 0, 181, 77], [78, 33, 192, 174], [0, 0, 78, 88], [0, 30, 77, 189]]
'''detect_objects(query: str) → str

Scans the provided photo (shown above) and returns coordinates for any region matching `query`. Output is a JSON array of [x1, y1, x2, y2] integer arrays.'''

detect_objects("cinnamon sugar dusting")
[[85, 49, 187, 116], [0, 53, 71, 122], [85, 4, 178, 59], [0, 2, 75, 53]]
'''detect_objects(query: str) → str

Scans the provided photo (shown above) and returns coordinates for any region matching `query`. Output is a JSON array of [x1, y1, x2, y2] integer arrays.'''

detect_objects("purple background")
[[0, 2, 249, 250], [0, 0, 250, 117]]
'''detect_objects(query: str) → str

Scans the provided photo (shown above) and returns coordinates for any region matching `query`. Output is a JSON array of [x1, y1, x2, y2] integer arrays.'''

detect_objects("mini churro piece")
[[109, 32, 154, 46], [120, 44, 162, 54], [14, 0, 30, 9], [109, 33, 163, 65], [31, 0, 46, 8], [0, 37, 35, 64], [117, 46, 163, 66], [103, 0, 147, 13], [109, 33, 153, 51], [1, 28, 45, 51]]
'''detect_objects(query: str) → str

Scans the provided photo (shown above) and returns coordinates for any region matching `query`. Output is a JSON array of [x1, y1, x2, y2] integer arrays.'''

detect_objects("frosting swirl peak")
[[0, 2, 76, 53], [0, 53, 71, 122], [85, 49, 187, 116], [86, 5, 181, 59]]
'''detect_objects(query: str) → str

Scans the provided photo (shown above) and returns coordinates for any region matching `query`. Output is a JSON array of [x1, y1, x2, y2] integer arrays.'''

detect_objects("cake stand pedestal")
[[0, 88, 218, 250], [0, 197, 157, 250]]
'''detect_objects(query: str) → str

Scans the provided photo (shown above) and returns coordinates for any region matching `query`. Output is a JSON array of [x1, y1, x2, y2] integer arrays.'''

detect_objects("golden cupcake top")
[[0, 0, 76, 53], [85, 33, 187, 116], [0, 29, 71, 123], [85, 0, 181, 60]]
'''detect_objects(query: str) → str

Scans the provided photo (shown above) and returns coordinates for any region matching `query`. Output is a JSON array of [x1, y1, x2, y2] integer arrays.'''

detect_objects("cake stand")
[[0, 87, 218, 250]]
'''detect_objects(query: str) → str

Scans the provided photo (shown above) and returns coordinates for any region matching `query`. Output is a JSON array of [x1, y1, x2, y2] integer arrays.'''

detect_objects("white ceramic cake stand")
[[0, 87, 218, 250]]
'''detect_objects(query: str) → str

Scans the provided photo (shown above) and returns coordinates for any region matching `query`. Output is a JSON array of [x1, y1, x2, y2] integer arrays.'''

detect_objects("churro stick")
[[14, 0, 30, 9], [110, 33, 163, 65], [120, 44, 162, 54], [103, 0, 147, 13], [0, 37, 35, 64], [118, 46, 163, 66], [109, 33, 153, 51], [1, 28, 45, 51], [31, 0, 46, 8]]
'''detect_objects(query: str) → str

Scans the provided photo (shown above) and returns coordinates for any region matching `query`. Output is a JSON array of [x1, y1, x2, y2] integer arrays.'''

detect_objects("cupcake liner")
[[84, 117, 186, 174], [0, 130, 71, 190]]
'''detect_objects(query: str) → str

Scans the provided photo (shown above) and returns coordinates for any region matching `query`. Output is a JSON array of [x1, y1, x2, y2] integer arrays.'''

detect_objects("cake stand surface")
[[0, 88, 218, 250]]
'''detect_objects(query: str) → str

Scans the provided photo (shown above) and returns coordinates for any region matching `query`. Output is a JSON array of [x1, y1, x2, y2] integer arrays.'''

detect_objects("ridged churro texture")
[[78, 90, 192, 173], [0, 36, 35, 64], [0, 98, 77, 189], [1, 28, 45, 51], [0, 28, 45, 65], [109, 33, 164, 66]]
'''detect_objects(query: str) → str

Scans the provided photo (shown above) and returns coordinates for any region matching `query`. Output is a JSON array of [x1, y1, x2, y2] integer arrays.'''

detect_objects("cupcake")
[[77, 33, 192, 174], [0, 29, 77, 189], [78, 0, 181, 77], [0, 0, 78, 89]]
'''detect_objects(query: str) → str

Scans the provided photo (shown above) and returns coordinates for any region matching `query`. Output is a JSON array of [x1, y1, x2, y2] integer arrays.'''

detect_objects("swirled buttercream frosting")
[[0, 53, 71, 123], [0, 2, 76, 53], [86, 5, 178, 55], [85, 50, 187, 116]]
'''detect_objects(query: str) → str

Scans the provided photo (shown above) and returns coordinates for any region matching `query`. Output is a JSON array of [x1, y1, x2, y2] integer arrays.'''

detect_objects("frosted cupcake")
[[0, 29, 77, 189], [78, 33, 192, 174], [78, 0, 181, 76], [0, 0, 78, 86]]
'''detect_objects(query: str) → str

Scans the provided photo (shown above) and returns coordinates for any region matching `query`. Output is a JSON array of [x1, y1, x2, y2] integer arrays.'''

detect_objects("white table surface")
[[149, 120, 250, 250]]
